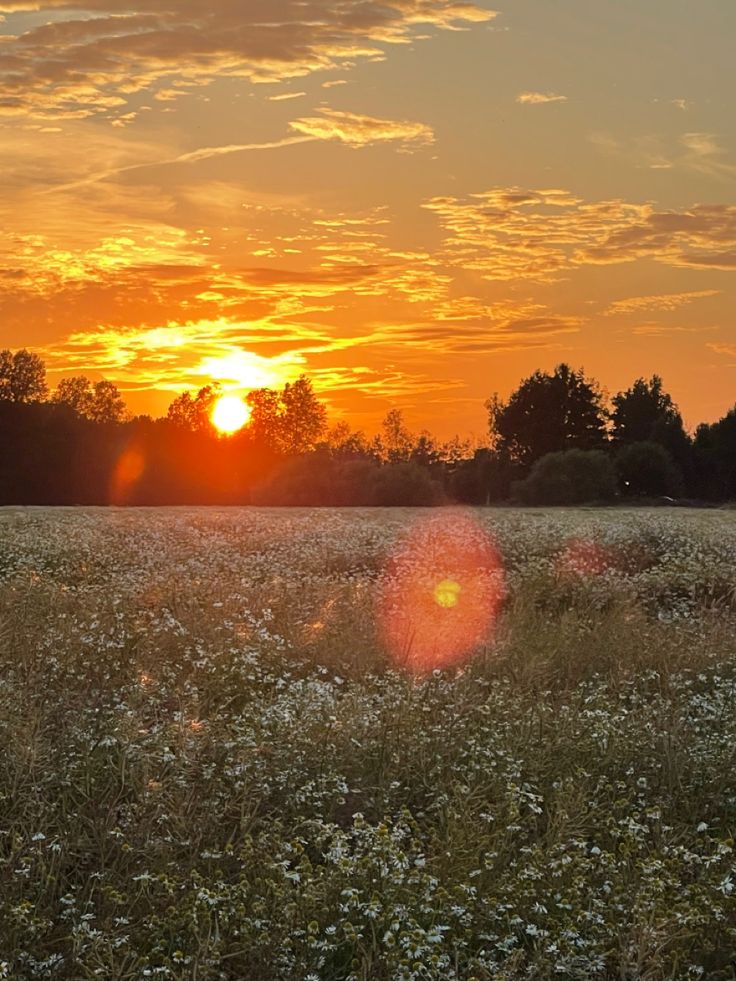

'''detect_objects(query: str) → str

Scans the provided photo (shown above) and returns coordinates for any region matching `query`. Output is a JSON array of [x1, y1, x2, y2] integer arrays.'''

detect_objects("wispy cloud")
[[48, 136, 316, 193], [268, 91, 307, 102], [606, 290, 721, 315], [289, 109, 434, 148], [517, 91, 567, 105]]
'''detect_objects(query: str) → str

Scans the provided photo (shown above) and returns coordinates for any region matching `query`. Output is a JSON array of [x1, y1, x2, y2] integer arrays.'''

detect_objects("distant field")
[[1, 508, 736, 979]]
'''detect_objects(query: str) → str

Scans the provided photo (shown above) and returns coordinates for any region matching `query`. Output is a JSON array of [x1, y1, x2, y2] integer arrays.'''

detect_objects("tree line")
[[1, 349, 735, 506]]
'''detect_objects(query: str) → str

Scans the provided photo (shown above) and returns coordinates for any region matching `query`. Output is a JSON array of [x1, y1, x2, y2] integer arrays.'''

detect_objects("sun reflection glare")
[[211, 394, 251, 434]]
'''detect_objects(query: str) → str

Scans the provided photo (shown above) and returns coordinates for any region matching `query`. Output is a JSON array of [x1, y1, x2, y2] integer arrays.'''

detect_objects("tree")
[[53, 376, 93, 416], [370, 461, 442, 506], [694, 407, 736, 500], [514, 449, 618, 505], [0, 349, 48, 403], [54, 376, 126, 423], [381, 409, 413, 463], [246, 387, 283, 450], [166, 385, 219, 432], [410, 432, 442, 470], [612, 376, 682, 444], [488, 364, 607, 468], [615, 441, 683, 498], [323, 421, 374, 460], [279, 376, 327, 455], [87, 380, 126, 424]]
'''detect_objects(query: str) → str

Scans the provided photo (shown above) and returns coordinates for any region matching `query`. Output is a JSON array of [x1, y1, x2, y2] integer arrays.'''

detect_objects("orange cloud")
[[424, 188, 736, 281], [0, 1, 495, 119], [606, 290, 721, 315]]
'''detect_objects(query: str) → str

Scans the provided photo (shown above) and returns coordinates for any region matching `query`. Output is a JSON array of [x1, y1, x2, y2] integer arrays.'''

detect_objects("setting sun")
[[211, 394, 251, 435]]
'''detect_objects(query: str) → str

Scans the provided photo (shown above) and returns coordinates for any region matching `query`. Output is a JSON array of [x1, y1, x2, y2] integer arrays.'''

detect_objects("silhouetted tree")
[[323, 421, 375, 460], [410, 432, 442, 471], [246, 387, 282, 450], [488, 364, 607, 468], [380, 408, 413, 463], [88, 380, 127, 423], [612, 376, 681, 444], [54, 376, 127, 423], [611, 375, 692, 483], [694, 407, 736, 500], [279, 376, 327, 455], [0, 349, 48, 403], [166, 385, 219, 432]]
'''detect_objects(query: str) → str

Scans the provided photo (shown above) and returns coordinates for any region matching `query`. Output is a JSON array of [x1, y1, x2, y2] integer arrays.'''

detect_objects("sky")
[[1, 0, 734, 438]]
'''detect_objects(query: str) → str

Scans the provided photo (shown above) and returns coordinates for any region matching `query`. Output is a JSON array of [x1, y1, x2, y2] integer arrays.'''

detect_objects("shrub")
[[368, 461, 443, 506], [514, 449, 618, 505], [616, 440, 684, 498], [252, 457, 443, 507]]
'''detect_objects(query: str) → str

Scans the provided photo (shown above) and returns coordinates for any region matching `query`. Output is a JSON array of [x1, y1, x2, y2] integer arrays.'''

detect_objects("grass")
[[1, 507, 736, 979]]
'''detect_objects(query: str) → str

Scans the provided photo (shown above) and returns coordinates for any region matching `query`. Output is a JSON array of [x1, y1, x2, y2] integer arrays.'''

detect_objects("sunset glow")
[[0, 1, 733, 434], [211, 395, 251, 435]]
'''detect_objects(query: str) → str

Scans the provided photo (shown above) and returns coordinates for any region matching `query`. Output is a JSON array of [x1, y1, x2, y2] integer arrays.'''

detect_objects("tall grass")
[[1, 509, 736, 979]]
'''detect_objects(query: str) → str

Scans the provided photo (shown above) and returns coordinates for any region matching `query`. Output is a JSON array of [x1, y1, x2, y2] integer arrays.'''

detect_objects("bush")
[[369, 461, 443, 506], [616, 440, 684, 498], [514, 449, 618, 505], [252, 456, 443, 506]]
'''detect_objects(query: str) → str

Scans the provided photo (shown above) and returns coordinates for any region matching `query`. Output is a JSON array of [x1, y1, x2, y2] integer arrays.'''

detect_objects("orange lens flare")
[[110, 445, 146, 505], [211, 394, 250, 434], [377, 511, 506, 674]]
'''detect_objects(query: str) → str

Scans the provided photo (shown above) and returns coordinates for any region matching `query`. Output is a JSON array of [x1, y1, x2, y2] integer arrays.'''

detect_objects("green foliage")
[[514, 448, 618, 505]]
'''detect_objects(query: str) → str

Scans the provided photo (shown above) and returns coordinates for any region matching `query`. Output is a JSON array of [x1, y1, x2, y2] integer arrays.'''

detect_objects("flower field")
[[1, 506, 736, 979]]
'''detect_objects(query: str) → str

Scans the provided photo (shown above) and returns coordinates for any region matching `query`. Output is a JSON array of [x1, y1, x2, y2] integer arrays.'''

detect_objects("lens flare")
[[211, 394, 250, 434], [110, 445, 146, 505], [434, 579, 461, 609], [377, 511, 506, 674]]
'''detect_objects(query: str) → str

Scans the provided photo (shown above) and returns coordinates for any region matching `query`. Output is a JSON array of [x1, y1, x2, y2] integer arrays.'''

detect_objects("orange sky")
[[1, 0, 734, 437]]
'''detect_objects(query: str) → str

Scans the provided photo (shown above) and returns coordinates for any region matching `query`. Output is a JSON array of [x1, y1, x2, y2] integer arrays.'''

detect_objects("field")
[[1, 507, 736, 980]]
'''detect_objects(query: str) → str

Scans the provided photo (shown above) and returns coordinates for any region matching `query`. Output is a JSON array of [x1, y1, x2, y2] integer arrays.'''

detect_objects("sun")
[[211, 394, 251, 435]]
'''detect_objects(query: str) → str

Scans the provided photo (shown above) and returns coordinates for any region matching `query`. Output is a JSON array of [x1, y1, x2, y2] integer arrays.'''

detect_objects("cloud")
[[289, 108, 434, 148], [631, 323, 718, 337], [0, 1, 496, 118], [47, 136, 315, 192], [516, 91, 567, 105], [268, 91, 307, 102], [41, 320, 309, 392], [589, 130, 736, 180], [605, 290, 721, 315], [708, 343, 736, 359], [424, 187, 736, 280]]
